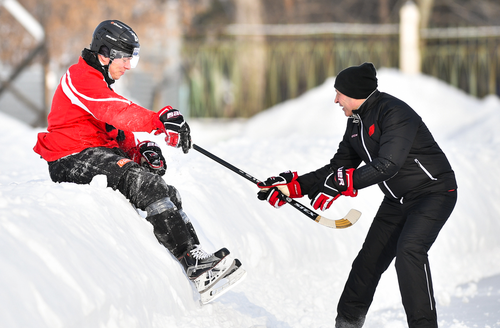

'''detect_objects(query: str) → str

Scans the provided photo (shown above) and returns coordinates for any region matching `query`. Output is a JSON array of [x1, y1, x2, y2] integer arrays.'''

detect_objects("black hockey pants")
[[336, 190, 457, 328], [48, 147, 197, 257], [48, 147, 172, 209]]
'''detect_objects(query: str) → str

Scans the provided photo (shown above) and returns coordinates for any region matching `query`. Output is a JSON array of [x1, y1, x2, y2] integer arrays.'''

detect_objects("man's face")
[[98, 55, 132, 80], [334, 89, 361, 117], [107, 57, 132, 80]]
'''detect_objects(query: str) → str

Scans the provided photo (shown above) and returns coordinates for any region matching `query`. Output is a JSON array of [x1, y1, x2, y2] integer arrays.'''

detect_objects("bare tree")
[[1, 0, 168, 71], [0, 0, 174, 124]]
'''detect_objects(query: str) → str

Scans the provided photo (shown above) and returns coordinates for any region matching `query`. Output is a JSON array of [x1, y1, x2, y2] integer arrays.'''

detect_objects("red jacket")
[[34, 56, 160, 162]]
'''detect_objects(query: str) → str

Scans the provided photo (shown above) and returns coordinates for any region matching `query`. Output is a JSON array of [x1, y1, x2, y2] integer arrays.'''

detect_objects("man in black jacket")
[[257, 63, 457, 328]]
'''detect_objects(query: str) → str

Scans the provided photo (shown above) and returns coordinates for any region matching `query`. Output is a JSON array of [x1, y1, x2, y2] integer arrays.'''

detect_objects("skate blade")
[[200, 263, 247, 305], [196, 256, 234, 293]]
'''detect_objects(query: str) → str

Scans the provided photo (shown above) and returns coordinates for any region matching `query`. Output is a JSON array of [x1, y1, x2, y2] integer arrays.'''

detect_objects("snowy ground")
[[1, 68, 499, 328]]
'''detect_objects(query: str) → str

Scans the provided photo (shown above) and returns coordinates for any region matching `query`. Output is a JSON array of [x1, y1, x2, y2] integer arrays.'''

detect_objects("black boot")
[[179, 245, 230, 279], [179, 245, 233, 293]]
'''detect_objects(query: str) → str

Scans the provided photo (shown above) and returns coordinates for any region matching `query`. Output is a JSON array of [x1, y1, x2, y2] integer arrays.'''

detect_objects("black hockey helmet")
[[90, 20, 140, 68]]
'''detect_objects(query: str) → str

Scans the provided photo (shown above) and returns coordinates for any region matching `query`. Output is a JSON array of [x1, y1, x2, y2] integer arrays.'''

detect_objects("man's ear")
[[97, 54, 111, 65]]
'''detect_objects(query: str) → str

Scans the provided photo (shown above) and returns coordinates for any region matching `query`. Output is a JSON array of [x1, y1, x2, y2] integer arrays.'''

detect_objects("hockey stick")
[[192, 144, 361, 229]]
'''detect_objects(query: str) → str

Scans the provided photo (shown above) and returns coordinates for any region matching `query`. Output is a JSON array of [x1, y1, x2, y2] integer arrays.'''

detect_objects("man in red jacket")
[[257, 63, 457, 327], [34, 20, 244, 303]]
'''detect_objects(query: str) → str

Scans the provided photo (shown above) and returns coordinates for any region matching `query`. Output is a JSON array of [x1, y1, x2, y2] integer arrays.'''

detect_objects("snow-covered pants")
[[48, 147, 172, 210], [47, 147, 199, 257], [336, 190, 457, 328]]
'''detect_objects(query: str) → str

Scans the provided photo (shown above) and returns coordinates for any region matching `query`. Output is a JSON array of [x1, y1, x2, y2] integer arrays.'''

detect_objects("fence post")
[[153, 0, 184, 114], [400, 1, 421, 74]]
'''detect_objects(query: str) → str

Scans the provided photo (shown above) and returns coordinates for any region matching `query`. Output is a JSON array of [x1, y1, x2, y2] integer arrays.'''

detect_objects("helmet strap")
[[107, 69, 114, 82], [95, 53, 115, 85]]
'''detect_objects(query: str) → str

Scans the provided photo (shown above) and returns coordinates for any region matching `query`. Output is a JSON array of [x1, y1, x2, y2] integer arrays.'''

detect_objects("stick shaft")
[[192, 144, 360, 228], [193, 144, 261, 185]]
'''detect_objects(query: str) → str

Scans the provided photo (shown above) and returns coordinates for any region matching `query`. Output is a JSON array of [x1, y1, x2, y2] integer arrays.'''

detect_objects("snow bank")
[[0, 69, 499, 327]]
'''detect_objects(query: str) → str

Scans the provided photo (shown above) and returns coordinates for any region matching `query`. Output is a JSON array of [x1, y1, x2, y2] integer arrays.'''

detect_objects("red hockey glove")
[[155, 106, 192, 154], [257, 171, 302, 208], [310, 167, 357, 211], [257, 187, 287, 208], [137, 141, 166, 176]]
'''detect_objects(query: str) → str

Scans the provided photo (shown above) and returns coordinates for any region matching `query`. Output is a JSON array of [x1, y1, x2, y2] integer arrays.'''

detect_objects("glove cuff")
[[158, 105, 174, 119], [154, 105, 175, 133], [153, 116, 165, 133], [287, 180, 303, 198], [340, 168, 357, 197]]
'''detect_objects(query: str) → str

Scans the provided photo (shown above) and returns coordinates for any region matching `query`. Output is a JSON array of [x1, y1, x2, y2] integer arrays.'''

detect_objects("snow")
[[1, 68, 500, 328]]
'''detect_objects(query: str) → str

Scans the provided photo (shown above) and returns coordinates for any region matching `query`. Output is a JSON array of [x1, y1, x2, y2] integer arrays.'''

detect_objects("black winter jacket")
[[298, 90, 457, 203]]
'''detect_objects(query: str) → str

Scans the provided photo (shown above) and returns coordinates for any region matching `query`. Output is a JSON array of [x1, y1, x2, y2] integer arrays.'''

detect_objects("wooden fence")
[[421, 26, 500, 97], [182, 24, 500, 118]]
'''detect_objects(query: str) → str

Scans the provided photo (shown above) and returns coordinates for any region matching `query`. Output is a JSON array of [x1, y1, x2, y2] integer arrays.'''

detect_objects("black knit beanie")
[[334, 62, 378, 99]]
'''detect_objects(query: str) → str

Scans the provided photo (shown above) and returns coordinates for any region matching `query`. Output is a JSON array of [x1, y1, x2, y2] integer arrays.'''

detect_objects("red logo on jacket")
[[369, 124, 375, 137]]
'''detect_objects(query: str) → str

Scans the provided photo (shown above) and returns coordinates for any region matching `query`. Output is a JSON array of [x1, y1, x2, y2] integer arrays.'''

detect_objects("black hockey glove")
[[310, 167, 357, 211], [155, 106, 192, 154], [137, 141, 166, 176], [257, 171, 303, 208]]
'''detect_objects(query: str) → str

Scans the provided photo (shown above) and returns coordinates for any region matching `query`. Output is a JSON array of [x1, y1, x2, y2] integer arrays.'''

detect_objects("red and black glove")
[[310, 167, 357, 211], [155, 106, 192, 154], [257, 171, 303, 208], [137, 141, 166, 176]]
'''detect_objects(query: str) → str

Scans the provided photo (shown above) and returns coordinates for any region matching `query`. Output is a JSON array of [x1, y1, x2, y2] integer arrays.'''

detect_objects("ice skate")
[[180, 245, 231, 292], [199, 258, 247, 304]]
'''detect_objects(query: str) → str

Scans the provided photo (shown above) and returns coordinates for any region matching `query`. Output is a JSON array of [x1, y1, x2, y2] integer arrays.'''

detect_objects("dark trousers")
[[48, 147, 197, 257], [48, 147, 172, 210], [336, 190, 457, 328]]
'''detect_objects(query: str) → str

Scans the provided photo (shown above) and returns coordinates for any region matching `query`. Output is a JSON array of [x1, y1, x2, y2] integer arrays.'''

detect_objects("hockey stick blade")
[[316, 209, 361, 229], [283, 195, 361, 229], [192, 144, 362, 229]]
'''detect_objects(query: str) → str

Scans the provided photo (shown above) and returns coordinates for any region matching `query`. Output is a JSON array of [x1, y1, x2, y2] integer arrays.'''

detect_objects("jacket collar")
[[351, 89, 380, 122], [81, 48, 115, 88]]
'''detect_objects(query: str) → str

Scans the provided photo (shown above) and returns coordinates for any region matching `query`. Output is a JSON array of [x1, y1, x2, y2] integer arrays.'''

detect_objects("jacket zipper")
[[357, 115, 399, 200], [414, 159, 437, 181], [357, 117, 372, 162]]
